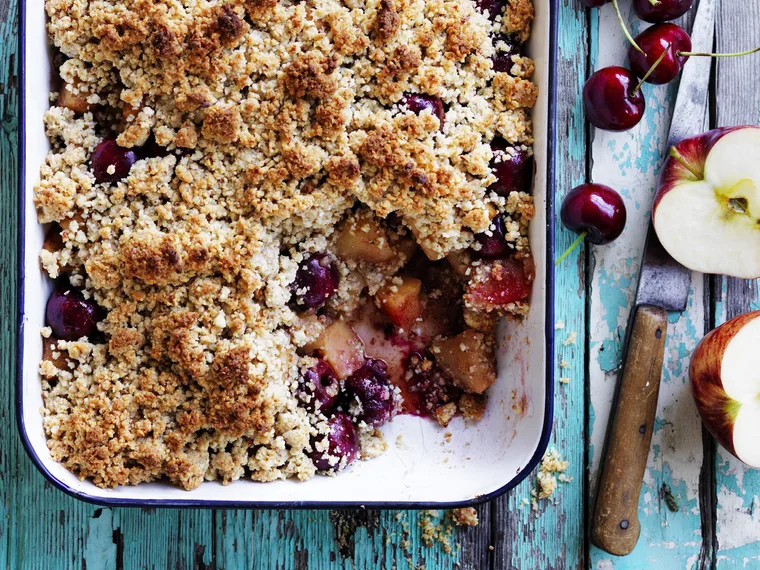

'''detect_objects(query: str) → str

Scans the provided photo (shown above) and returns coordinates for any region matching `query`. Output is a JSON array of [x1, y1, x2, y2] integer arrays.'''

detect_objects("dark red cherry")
[[488, 139, 534, 196], [406, 352, 459, 416], [291, 253, 339, 310], [344, 359, 397, 427], [473, 0, 505, 20], [298, 359, 340, 412], [91, 139, 137, 184], [46, 288, 101, 341], [309, 412, 360, 472], [492, 35, 523, 74], [634, 0, 693, 23], [560, 184, 627, 245], [473, 215, 512, 258], [629, 24, 692, 85], [404, 94, 445, 130], [583, 67, 645, 131]]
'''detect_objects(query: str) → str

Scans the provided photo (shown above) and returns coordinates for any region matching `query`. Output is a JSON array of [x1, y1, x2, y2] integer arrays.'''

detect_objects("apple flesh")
[[690, 310, 760, 468], [653, 126, 760, 278]]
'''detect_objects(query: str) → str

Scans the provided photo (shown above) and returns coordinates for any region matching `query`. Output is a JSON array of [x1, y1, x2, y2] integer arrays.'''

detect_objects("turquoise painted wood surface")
[[3, 0, 760, 568]]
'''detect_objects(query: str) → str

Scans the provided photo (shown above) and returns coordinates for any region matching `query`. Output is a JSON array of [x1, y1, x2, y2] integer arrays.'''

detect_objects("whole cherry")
[[629, 24, 692, 85], [627, 25, 760, 86], [404, 94, 445, 130], [556, 184, 627, 264], [633, 0, 693, 23], [344, 359, 397, 427], [472, 215, 512, 258], [298, 359, 341, 413], [488, 139, 534, 196], [290, 253, 340, 310], [46, 288, 102, 340], [91, 139, 137, 184], [309, 412, 360, 472], [492, 34, 523, 74], [473, 0, 505, 20], [583, 67, 646, 131]]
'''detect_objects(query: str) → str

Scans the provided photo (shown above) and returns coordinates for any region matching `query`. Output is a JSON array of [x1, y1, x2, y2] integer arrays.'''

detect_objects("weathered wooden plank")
[[114, 509, 214, 570], [491, 0, 588, 568], [587, 4, 707, 568], [217, 509, 477, 569], [710, 4, 760, 565], [0, 2, 19, 569]]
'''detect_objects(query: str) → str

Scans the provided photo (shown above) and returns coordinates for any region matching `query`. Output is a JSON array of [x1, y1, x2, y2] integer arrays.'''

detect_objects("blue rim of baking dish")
[[16, 0, 558, 509]]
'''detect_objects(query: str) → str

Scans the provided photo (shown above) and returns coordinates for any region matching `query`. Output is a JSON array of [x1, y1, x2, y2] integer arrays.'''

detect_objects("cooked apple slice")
[[57, 84, 91, 115], [42, 224, 64, 254], [464, 257, 532, 311], [432, 329, 497, 394], [374, 276, 424, 329], [409, 223, 441, 260], [306, 321, 366, 380], [42, 338, 69, 370], [393, 235, 418, 263], [446, 250, 471, 278], [335, 212, 396, 264], [653, 127, 760, 278], [463, 306, 500, 332]]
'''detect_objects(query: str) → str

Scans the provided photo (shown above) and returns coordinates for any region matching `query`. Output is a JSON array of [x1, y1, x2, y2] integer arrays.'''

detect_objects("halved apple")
[[653, 127, 760, 278], [690, 310, 760, 468]]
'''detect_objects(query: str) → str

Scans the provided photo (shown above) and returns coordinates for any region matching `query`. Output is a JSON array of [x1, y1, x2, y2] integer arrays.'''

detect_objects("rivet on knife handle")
[[591, 305, 668, 556]]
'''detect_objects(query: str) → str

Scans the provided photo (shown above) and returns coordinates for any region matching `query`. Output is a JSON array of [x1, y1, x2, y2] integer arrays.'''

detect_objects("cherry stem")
[[679, 46, 760, 58], [612, 0, 644, 54], [634, 43, 672, 94], [669, 146, 703, 180], [648, 0, 660, 5], [555, 231, 588, 267]]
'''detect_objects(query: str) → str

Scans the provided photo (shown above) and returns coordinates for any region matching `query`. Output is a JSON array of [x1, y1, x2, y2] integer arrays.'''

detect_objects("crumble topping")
[[36, 0, 536, 489]]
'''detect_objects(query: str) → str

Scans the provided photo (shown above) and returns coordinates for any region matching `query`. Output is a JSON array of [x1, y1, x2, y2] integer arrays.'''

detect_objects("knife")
[[590, 0, 715, 556]]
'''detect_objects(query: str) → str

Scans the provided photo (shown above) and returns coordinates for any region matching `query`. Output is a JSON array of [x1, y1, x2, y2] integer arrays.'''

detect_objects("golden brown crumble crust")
[[37, 0, 535, 488]]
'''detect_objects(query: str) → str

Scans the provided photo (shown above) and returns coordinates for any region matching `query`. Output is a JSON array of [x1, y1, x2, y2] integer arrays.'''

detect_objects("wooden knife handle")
[[591, 305, 668, 556]]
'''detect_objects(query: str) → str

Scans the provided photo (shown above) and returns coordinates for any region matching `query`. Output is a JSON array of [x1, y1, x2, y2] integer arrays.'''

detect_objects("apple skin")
[[690, 311, 760, 468], [654, 127, 743, 211]]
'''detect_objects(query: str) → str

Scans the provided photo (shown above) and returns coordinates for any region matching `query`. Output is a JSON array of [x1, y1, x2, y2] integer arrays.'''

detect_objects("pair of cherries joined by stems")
[[581, 0, 760, 132]]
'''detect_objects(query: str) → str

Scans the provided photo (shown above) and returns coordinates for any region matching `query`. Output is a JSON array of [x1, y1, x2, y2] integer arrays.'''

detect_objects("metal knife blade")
[[635, 0, 716, 311], [636, 225, 690, 311], [668, 0, 716, 147]]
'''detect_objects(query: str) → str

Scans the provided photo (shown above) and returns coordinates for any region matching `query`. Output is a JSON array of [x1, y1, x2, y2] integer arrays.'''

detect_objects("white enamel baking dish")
[[18, 0, 557, 508]]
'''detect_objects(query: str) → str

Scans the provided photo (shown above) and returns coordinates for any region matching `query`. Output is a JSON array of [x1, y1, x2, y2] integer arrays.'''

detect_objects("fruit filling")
[[35, 0, 537, 488]]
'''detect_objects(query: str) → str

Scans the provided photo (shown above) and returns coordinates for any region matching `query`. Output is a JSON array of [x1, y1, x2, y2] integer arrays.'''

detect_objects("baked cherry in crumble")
[[36, 0, 537, 486]]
